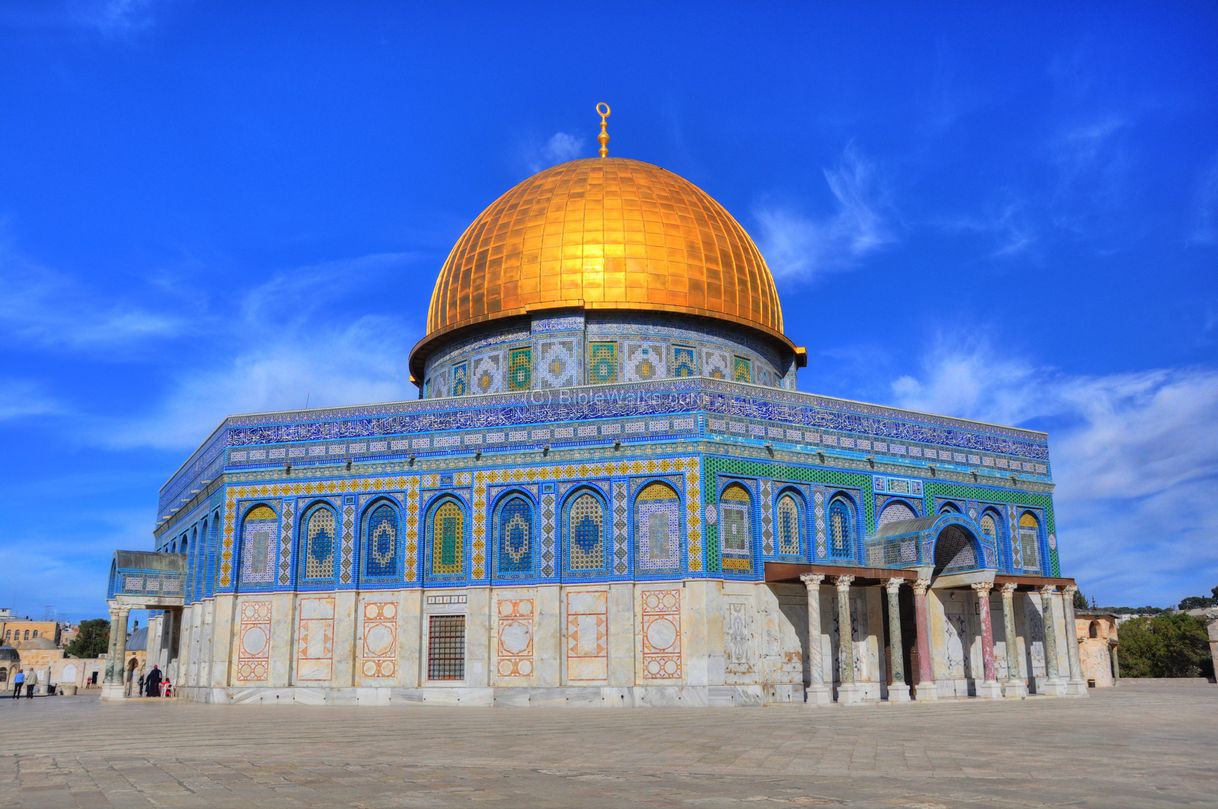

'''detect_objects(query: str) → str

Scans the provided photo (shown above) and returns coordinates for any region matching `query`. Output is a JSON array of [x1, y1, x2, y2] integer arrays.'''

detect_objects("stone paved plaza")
[[2, 683, 1215, 808]]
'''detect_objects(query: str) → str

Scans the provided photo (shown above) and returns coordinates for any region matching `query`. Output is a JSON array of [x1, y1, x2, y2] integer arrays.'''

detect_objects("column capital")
[[800, 572, 825, 587], [912, 578, 931, 596], [1000, 582, 1019, 596], [835, 575, 855, 590], [1039, 584, 1059, 596], [970, 581, 994, 596], [1062, 584, 1078, 597], [884, 578, 904, 594]]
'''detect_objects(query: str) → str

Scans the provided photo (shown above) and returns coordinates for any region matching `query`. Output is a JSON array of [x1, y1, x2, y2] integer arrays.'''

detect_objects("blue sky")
[[1, 1, 1215, 620]]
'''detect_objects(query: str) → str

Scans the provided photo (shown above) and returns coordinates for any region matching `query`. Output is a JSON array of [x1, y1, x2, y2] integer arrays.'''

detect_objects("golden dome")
[[411, 157, 790, 377]]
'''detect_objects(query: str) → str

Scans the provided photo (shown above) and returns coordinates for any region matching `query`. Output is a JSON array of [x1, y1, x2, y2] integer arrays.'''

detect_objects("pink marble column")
[[973, 582, 996, 681], [912, 578, 937, 700], [972, 582, 1002, 698]]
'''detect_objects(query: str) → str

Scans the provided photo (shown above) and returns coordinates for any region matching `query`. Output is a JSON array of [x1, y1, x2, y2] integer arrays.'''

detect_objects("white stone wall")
[[174, 580, 880, 706]]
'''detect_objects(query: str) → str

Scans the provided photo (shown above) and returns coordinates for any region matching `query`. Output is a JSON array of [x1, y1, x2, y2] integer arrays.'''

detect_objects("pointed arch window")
[[566, 491, 606, 572], [363, 502, 400, 579], [302, 504, 337, 580], [239, 504, 277, 586], [635, 482, 680, 574], [828, 497, 855, 559], [1016, 512, 1042, 571], [775, 492, 803, 556], [495, 495, 534, 576], [878, 501, 917, 527], [430, 499, 466, 576], [719, 484, 753, 571]]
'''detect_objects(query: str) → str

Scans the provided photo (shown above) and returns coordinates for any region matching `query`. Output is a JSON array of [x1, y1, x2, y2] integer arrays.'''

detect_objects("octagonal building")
[[104, 121, 1088, 705]]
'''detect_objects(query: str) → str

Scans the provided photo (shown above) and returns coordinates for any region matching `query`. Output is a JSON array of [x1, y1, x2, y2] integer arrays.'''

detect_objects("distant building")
[[0, 616, 62, 648], [1075, 611, 1119, 687]]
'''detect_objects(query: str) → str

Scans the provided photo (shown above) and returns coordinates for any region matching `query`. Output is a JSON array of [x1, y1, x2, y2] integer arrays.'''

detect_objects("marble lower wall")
[[173, 581, 892, 706]]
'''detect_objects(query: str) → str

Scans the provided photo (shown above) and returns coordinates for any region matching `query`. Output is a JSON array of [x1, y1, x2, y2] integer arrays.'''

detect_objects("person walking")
[[11, 669, 24, 700], [145, 665, 161, 698], [25, 668, 36, 699]]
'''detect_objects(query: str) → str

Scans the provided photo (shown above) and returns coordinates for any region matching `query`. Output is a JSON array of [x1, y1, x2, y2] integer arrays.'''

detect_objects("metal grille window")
[[427, 615, 466, 681]]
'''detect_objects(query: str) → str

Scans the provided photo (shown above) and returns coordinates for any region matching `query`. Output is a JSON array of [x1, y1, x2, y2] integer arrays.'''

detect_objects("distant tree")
[[1073, 589, 1088, 609], [1118, 613, 1214, 679], [64, 618, 109, 659], [1177, 584, 1218, 611]]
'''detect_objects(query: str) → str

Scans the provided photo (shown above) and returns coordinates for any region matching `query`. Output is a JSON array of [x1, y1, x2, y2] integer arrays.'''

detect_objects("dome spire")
[[596, 102, 611, 158]]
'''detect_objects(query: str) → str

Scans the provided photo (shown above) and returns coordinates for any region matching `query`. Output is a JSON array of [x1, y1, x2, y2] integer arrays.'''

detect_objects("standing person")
[[11, 669, 24, 700], [145, 665, 161, 698], [137, 671, 146, 697], [25, 668, 36, 699]]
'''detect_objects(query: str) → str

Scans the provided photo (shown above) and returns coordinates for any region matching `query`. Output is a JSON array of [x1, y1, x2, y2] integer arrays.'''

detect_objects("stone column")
[[1061, 585, 1088, 696], [1000, 584, 1027, 698], [835, 576, 865, 705], [971, 582, 1002, 699], [1039, 586, 1066, 696], [911, 578, 938, 701], [1111, 644, 1120, 682], [801, 573, 832, 705], [101, 604, 130, 702], [884, 579, 911, 702]]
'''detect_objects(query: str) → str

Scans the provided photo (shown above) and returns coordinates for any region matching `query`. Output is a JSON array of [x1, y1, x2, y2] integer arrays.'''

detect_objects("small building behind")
[[1076, 611, 1119, 688]]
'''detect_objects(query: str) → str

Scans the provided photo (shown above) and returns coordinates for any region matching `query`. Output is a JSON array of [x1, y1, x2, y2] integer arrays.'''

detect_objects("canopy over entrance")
[[107, 550, 186, 609]]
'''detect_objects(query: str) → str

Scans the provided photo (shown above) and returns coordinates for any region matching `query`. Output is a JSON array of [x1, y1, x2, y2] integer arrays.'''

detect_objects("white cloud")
[[1187, 152, 1218, 246], [889, 337, 1218, 606], [74, 0, 157, 35], [754, 143, 894, 284], [0, 258, 190, 351], [528, 132, 585, 172], [0, 379, 63, 421], [103, 253, 421, 451], [931, 200, 1037, 260]]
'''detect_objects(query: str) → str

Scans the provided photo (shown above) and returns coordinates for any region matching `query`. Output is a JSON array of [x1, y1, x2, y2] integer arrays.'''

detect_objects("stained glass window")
[[364, 503, 398, 579], [450, 361, 468, 397], [588, 342, 618, 384], [635, 482, 680, 573], [672, 345, 696, 378], [567, 492, 605, 570], [828, 498, 853, 558], [732, 355, 752, 383], [1018, 512, 1041, 571], [496, 495, 533, 575], [508, 347, 532, 391], [720, 484, 752, 556], [431, 500, 465, 575], [776, 493, 802, 555], [303, 505, 336, 579]]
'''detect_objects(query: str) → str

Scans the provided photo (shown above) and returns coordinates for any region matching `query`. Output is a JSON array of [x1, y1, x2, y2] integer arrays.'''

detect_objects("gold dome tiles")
[[414, 158, 789, 373]]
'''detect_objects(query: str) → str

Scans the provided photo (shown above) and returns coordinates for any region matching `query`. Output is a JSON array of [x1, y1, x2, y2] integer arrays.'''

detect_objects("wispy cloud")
[[889, 336, 1218, 605], [1049, 115, 1130, 220], [527, 132, 585, 172], [0, 379, 64, 422], [102, 253, 420, 451], [931, 199, 1037, 261], [1187, 152, 1218, 246], [0, 256, 192, 352], [754, 143, 895, 284], [0, 0, 160, 36]]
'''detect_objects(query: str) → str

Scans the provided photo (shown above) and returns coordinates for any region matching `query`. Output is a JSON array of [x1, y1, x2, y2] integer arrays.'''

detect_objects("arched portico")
[[103, 550, 186, 702]]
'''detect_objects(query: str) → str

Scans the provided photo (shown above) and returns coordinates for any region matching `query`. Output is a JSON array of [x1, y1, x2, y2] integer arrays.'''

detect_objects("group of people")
[[9, 668, 38, 699], [135, 665, 169, 698]]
